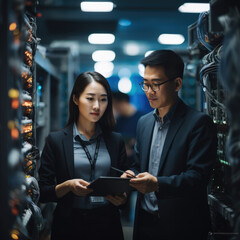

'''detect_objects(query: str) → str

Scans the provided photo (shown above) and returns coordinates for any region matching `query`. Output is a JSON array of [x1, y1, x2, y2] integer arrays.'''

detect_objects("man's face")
[[143, 65, 179, 110]]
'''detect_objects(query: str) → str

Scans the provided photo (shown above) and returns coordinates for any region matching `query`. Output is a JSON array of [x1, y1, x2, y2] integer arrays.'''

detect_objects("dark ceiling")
[[37, 0, 210, 76]]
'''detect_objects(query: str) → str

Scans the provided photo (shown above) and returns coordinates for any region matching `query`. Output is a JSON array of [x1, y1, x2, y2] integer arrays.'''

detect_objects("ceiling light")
[[94, 61, 114, 78], [100, 71, 113, 78], [145, 50, 154, 57], [92, 50, 115, 61], [138, 64, 145, 77], [178, 3, 210, 13], [118, 77, 132, 94], [158, 34, 185, 45], [80, 2, 114, 12], [88, 33, 115, 44], [124, 42, 140, 56], [94, 61, 114, 72]]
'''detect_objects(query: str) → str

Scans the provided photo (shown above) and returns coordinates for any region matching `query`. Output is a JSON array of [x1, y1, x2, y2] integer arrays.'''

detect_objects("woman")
[[39, 71, 129, 240]]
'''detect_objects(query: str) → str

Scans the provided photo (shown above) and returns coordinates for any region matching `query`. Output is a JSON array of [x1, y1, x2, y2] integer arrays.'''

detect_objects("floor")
[[121, 191, 137, 240], [123, 226, 134, 240]]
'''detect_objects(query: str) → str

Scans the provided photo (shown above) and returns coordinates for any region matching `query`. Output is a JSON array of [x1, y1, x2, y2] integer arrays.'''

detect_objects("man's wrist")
[[154, 176, 159, 192]]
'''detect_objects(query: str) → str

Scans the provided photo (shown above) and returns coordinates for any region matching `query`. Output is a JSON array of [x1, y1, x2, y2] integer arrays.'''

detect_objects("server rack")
[[187, 0, 240, 239], [0, 1, 43, 239]]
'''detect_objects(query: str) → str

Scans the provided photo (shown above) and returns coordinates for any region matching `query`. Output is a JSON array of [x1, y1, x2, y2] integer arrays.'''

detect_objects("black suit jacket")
[[38, 125, 128, 217], [133, 98, 217, 240]]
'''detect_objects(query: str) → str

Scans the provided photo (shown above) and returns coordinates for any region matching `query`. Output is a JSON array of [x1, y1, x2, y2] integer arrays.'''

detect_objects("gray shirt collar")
[[73, 123, 102, 143]]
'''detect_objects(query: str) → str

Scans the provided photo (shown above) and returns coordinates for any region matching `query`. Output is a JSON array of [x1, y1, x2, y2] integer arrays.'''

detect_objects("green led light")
[[219, 159, 230, 166]]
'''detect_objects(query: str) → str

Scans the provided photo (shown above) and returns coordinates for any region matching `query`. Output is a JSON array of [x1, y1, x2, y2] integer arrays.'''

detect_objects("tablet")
[[88, 176, 131, 196]]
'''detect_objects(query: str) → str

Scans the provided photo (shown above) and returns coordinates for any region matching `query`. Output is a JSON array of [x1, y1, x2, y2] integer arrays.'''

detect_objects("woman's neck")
[[76, 118, 96, 140]]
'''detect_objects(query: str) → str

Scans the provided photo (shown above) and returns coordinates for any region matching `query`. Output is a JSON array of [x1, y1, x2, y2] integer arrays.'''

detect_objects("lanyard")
[[78, 135, 101, 181]]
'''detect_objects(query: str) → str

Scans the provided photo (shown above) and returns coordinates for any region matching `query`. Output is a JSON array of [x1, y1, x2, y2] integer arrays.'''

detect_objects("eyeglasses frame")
[[139, 77, 176, 92]]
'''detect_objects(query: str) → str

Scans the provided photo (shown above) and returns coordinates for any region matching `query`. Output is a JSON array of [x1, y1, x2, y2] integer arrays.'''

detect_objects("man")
[[124, 50, 217, 240]]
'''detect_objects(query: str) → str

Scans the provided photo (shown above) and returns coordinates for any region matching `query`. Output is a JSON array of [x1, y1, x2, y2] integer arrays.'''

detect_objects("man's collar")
[[153, 97, 180, 123]]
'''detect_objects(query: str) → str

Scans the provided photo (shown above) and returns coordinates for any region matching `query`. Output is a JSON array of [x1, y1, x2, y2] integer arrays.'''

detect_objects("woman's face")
[[74, 81, 108, 124]]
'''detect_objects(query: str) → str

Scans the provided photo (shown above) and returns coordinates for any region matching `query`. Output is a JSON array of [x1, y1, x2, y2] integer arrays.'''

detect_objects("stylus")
[[111, 166, 136, 178]]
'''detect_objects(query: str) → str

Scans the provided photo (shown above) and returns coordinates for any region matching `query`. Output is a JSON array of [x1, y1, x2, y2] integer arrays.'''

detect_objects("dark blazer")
[[38, 124, 128, 217], [133, 98, 217, 240]]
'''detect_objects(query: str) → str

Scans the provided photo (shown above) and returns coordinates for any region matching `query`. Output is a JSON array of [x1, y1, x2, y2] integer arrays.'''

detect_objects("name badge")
[[90, 196, 104, 203]]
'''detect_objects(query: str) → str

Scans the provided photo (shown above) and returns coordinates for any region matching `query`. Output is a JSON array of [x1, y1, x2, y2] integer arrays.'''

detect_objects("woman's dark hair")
[[66, 71, 115, 133], [141, 50, 184, 79]]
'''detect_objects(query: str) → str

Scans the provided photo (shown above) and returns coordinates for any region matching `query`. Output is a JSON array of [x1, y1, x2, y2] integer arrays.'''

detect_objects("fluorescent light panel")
[[118, 77, 132, 94], [158, 34, 185, 45], [80, 2, 114, 12], [94, 62, 113, 78], [92, 50, 115, 61], [124, 42, 140, 56], [178, 3, 210, 13], [145, 50, 154, 57], [138, 64, 145, 77], [88, 33, 115, 44]]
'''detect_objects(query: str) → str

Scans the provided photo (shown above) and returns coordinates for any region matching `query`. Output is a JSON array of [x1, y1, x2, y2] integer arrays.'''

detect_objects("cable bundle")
[[219, 17, 240, 239], [197, 11, 214, 51]]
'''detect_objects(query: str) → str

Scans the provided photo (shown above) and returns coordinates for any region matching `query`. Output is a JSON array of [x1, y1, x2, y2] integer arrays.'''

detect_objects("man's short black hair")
[[112, 91, 130, 102], [141, 50, 184, 79]]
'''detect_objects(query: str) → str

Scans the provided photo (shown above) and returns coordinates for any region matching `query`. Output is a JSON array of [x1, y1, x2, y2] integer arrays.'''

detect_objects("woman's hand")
[[104, 170, 135, 206], [55, 179, 93, 198], [69, 179, 93, 196], [105, 193, 127, 206]]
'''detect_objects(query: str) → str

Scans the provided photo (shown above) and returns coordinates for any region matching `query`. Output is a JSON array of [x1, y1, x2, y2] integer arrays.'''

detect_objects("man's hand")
[[105, 193, 127, 206], [120, 170, 135, 178], [129, 172, 158, 194]]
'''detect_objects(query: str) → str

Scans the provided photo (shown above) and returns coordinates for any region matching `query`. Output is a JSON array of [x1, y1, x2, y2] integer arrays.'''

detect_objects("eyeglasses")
[[139, 78, 175, 92]]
